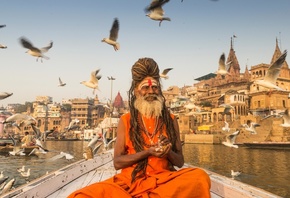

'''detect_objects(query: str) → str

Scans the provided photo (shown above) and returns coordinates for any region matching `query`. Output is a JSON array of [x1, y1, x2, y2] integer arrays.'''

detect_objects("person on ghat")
[[68, 57, 211, 198]]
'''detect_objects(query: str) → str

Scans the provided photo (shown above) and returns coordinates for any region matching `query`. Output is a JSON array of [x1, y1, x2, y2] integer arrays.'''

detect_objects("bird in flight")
[[0, 92, 13, 100], [102, 18, 120, 51], [58, 77, 66, 87], [281, 108, 290, 127], [19, 37, 53, 63], [0, 44, 7, 49], [0, 25, 7, 49], [160, 68, 173, 79], [254, 50, 287, 91], [222, 121, 230, 132], [217, 53, 232, 76], [145, 0, 171, 26], [222, 130, 240, 148], [241, 120, 260, 135], [80, 69, 102, 94]]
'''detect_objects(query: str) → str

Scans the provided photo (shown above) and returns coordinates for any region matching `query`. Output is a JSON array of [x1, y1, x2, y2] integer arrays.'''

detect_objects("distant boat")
[[2, 150, 281, 198], [244, 142, 290, 149], [0, 145, 40, 155]]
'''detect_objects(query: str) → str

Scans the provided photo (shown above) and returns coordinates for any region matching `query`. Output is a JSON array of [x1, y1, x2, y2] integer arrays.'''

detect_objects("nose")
[[147, 86, 155, 93]]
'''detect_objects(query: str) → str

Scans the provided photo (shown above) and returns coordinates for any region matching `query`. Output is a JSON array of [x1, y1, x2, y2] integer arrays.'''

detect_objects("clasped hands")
[[148, 134, 172, 158]]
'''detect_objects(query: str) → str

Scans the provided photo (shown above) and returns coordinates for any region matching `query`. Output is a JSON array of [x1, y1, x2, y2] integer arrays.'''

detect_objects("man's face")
[[134, 77, 164, 118], [136, 77, 160, 101]]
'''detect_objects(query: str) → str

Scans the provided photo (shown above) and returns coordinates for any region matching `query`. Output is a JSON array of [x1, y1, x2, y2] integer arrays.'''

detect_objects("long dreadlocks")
[[128, 57, 178, 183]]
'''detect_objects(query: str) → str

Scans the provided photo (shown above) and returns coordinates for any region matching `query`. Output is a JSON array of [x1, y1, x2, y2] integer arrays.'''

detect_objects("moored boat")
[[244, 142, 290, 149], [1, 150, 281, 198]]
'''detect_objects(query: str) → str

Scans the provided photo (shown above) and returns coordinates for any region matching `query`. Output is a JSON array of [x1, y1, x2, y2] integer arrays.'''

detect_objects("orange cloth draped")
[[68, 113, 211, 198]]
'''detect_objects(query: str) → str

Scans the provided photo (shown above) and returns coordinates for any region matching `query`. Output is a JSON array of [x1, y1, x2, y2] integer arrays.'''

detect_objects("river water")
[[0, 141, 289, 197]]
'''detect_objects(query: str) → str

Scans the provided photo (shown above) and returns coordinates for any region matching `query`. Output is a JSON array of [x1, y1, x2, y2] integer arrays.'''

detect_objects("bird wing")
[[264, 50, 287, 83], [283, 108, 290, 124], [58, 77, 64, 85], [40, 41, 53, 53], [19, 37, 39, 51], [162, 68, 173, 75], [227, 130, 239, 143], [218, 53, 226, 71], [224, 121, 229, 128], [146, 0, 169, 13], [93, 142, 103, 155], [0, 25, 6, 28], [109, 18, 119, 41], [107, 137, 117, 147], [90, 69, 100, 83], [31, 124, 41, 139]]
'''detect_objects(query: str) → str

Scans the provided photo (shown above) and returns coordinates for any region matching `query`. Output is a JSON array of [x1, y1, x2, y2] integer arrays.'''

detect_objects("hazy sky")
[[0, 0, 289, 107]]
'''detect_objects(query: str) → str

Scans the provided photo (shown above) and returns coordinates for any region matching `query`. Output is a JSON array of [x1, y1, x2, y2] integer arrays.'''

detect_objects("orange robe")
[[68, 113, 211, 198]]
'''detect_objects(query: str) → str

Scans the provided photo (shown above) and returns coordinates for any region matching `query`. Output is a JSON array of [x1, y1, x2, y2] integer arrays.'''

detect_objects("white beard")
[[134, 95, 164, 118]]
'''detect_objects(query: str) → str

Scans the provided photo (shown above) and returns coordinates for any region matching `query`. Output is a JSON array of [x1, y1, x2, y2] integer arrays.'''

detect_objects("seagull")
[[241, 120, 260, 134], [19, 37, 53, 63], [254, 50, 287, 91], [222, 130, 240, 148], [66, 118, 80, 131], [160, 68, 173, 79], [80, 69, 102, 94], [84, 135, 103, 159], [9, 148, 25, 156], [281, 108, 290, 127], [217, 53, 232, 76], [222, 121, 230, 132], [20, 168, 30, 178], [219, 104, 234, 114], [102, 18, 120, 51], [0, 92, 13, 100], [0, 178, 15, 195], [2, 113, 36, 124], [102, 130, 117, 150], [58, 77, 66, 87], [17, 165, 25, 173], [231, 170, 241, 177], [48, 152, 74, 161], [146, 0, 171, 26], [0, 176, 8, 186], [0, 44, 7, 49]]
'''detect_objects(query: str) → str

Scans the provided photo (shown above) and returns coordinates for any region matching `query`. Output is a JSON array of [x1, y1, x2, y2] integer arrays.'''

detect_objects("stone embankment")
[[184, 115, 290, 144]]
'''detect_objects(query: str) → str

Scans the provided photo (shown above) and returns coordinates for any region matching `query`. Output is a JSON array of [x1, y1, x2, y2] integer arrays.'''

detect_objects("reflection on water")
[[1, 141, 290, 197], [183, 144, 290, 198]]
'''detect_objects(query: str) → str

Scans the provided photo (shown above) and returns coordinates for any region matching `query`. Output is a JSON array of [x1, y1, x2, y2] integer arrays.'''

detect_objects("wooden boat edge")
[[2, 151, 282, 198]]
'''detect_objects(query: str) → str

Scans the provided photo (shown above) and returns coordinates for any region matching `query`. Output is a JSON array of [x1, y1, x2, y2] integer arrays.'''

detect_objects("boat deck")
[[2, 151, 281, 198]]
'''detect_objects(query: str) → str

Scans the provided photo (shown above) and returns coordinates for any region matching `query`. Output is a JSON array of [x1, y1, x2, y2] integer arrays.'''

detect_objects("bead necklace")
[[140, 115, 159, 146]]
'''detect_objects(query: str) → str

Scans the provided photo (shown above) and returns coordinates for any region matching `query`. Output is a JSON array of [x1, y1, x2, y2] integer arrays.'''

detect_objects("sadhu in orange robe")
[[68, 113, 211, 198]]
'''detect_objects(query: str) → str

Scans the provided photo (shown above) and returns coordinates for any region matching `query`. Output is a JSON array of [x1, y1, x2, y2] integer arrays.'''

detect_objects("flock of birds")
[[0, 108, 118, 193], [0, 0, 178, 99], [220, 106, 290, 150]]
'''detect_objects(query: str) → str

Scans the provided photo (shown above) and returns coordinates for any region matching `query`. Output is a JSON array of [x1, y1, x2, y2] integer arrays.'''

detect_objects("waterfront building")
[[249, 39, 290, 116]]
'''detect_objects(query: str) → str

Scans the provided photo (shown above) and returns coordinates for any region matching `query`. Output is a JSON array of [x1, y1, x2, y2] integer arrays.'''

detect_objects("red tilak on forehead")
[[148, 79, 152, 86]]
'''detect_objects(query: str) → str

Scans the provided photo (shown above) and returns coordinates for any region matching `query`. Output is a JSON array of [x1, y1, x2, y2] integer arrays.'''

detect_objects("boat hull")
[[244, 142, 290, 149]]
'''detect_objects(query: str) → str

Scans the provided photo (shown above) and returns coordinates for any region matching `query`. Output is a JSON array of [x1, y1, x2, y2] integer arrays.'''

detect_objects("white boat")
[[2, 150, 281, 198]]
